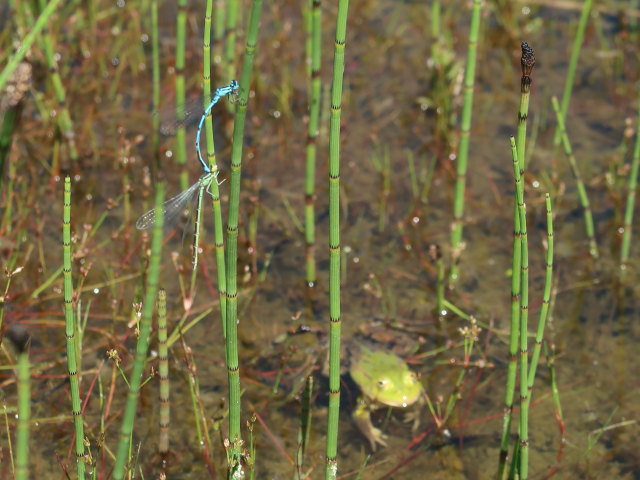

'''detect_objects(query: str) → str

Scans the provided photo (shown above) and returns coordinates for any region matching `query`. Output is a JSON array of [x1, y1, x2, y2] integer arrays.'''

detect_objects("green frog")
[[349, 344, 424, 451]]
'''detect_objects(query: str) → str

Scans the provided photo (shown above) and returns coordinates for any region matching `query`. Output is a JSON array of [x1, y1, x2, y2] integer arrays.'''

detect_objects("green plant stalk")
[[225, 0, 264, 474], [212, 0, 225, 69], [551, 96, 598, 259], [201, 0, 229, 339], [620, 96, 640, 271], [224, 0, 239, 91], [296, 375, 313, 475], [35, 0, 79, 168], [545, 342, 564, 422], [304, 0, 322, 287], [0, 107, 18, 193], [449, 0, 482, 286], [157, 288, 170, 455], [63, 177, 86, 480], [553, 0, 593, 146], [511, 138, 529, 479], [151, 0, 161, 173], [0, 0, 65, 91], [15, 358, 30, 479], [189, 180, 208, 300], [176, 0, 189, 191], [497, 44, 535, 480], [112, 183, 165, 480], [527, 194, 553, 390], [497, 186, 521, 480], [325, 0, 349, 478]]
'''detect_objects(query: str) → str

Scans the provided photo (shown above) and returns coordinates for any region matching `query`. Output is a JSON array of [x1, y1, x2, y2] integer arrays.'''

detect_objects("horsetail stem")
[[225, 0, 264, 473], [325, 0, 349, 477], [63, 177, 86, 479], [511, 137, 530, 480], [113, 183, 165, 480], [305, 0, 322, 288], [553, 0, 593, 146], [157, 288, 170, 456], [551, 96, 599, 259], [528, 194, 554, 389], [35, 0, 79, 169], [619, 95, 640, 273], [150, 0, 161, 173], [498, 43, 536, 480], [449, 0, 483, 286], [7, 328, 31, 480], [175, 0, 189, 191]]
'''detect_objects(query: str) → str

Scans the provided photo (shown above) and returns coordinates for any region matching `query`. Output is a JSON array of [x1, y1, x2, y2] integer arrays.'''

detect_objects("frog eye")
[[377, 379, 388, 389]]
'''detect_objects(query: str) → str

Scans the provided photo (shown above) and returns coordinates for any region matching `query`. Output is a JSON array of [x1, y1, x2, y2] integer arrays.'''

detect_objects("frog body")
[[348, 344, 424, 450]]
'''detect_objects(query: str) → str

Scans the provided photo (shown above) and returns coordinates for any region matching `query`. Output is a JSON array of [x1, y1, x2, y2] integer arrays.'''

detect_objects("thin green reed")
[[620, 95, 640, 273], [497, 43, 535, 480], [35, 0, 79, 168], [225, 0, 263, 473], [201, 0, 229, 334], [113, 183, 165, 480], [511, 137, 530, 479], [63, 177, 86, 480], [8, 329, 30, 480], [176, 0, 189, 191], [0, 0, 64, 91], [224, 1, 240, 90], [553, 0, 593, 146], [325, 0, 349, 478], [528, 194, 553, 390], [305, 0, 322, 287], [151, 0, 161, 172], [296, 376, 313, 476], [157, 288, 170, 455], [449, 0, 482, 286], [551, 96, 598, 259], [212, 1, 225, 69]]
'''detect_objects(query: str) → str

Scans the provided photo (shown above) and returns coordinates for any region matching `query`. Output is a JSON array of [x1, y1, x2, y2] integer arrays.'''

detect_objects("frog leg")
[[353, 396, 387, 451], [403, 395, 425, 432]]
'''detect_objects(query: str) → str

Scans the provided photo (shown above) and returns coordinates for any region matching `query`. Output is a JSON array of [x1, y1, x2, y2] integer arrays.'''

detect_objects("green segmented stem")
[[325, 0, 349, 477], [201, 0, 229, 341], [498, 43, 535, 480], [528, 194, 553, 390], [36, 0, 79, 168], [449, 0, 482, 286], [553, 0, 593, 146], [619, 95, 640, 272], [176, 0, 189, 191], [224, 0, 239, 89], [305, 0, 322, 287], [0, 0, 64, 91], [212, 0, 225, 69], [551, 96, 598, 259], [63, 177, 86, 479], [225, 0, 264, 473], [511, 137, 529, 479], [151, 0, 160, 172], [113, 183, 165, 480], [157, 288, 170, 455], [8, 329, 31, 480]]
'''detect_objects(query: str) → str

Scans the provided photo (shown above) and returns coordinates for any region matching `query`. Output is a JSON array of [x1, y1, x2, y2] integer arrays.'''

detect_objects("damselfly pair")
[[136, 80, 239, 277]]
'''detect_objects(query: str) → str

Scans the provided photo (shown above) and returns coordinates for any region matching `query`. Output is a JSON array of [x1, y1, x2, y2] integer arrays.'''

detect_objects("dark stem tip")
[[520, 41, 536, 76], [6, 325, 31, 354]]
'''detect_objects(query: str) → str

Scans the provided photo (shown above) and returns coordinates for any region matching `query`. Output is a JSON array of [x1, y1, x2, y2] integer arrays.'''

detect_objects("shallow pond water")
[[1, 1, 639, 479]]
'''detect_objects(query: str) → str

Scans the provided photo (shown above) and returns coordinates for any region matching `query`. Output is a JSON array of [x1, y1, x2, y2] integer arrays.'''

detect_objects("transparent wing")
[[136, 181, 202, 230]]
